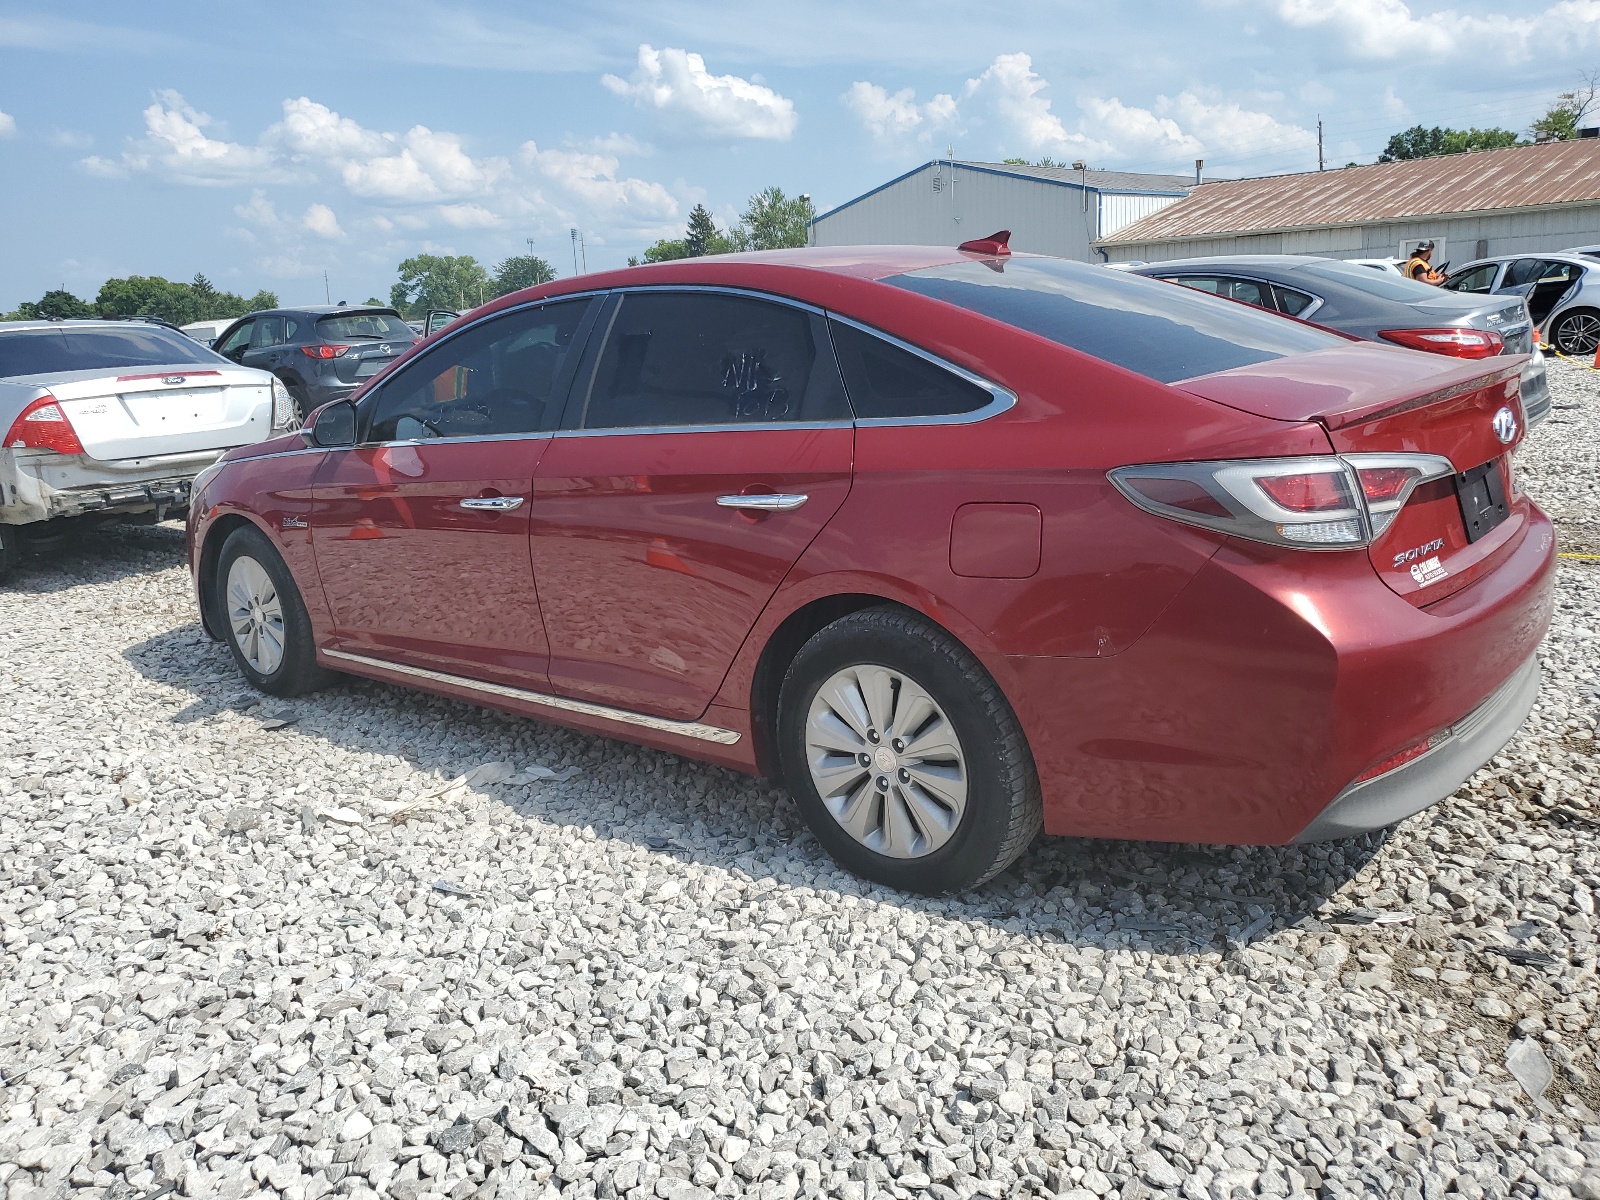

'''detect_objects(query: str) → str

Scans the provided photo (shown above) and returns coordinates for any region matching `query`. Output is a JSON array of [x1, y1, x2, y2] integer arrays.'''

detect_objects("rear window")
[[1296, 259, 1446, 300], [317, 311, 414, 341], [0, 325, 223, 379], [885, 257, 1339, 384]]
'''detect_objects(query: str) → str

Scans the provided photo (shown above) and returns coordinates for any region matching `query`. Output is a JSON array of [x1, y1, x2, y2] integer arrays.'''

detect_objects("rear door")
[[529, 289, 854, 719], [310, 298, 598, 685]]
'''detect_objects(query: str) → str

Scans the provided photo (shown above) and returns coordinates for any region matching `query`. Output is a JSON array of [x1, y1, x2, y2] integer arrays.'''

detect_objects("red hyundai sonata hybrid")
[[185, 240, 1554, 894]]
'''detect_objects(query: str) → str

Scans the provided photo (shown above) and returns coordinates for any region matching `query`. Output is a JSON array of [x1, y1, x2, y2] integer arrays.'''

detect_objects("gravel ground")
[[1, 363, 1599, 1200]]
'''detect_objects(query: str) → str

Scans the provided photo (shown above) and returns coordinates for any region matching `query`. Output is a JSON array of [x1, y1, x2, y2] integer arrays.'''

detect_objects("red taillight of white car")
[[1377, 327, 1503, 358], [1109, 453, 1455, 549], [3, 394, 86, 455]]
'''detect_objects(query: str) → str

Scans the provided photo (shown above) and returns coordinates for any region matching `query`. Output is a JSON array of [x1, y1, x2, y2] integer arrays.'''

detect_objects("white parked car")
[[179, 318, 237, 348], [1346, 257, 1407, 276], [0, 319, 295, 579]]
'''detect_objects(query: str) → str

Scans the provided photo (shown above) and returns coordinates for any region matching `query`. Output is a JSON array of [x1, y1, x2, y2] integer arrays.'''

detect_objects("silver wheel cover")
[[804, 664, 968, 859], [1558, 312, 1600, 355], [226, 554, 287, 676]]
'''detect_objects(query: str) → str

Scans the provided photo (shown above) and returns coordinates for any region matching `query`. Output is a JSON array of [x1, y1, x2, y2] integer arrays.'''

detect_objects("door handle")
[[459, 496, 525, 511], [716, 493, 808, 512]]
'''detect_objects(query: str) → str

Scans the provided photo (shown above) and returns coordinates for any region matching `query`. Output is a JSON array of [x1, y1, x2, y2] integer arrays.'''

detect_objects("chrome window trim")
[[321, 648, 741, 745], [354, 291, 608, 449], [604, 283, 828, 317], [553, 420, 852, 440], [826, 312, 1018, 427]]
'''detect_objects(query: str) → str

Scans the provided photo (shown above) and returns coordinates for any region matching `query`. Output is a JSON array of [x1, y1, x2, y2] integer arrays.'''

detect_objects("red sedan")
[[186, 240, 1554, 894]]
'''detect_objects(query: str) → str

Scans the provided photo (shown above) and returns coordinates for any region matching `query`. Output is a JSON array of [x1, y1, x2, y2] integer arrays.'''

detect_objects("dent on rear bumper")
[[1292, 653, 1540, 841], [1, 451, 220, 523]]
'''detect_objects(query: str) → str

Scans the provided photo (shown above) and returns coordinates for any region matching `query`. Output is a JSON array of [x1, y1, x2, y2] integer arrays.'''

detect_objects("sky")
[[3, 0, 1600, 310]]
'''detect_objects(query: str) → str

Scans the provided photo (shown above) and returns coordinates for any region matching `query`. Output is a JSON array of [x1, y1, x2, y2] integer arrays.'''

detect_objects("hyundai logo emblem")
[[162, 375, 185, 385], [1492, 406, 1518, 444]]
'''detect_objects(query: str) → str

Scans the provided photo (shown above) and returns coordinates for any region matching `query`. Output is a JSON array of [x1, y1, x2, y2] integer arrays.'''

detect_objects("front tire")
[[777, 607, 1042, 895], [216, 524, 330, 696]]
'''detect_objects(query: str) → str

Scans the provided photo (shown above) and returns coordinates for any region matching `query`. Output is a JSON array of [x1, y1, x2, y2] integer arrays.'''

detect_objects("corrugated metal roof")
[[1098, 140, 1600, 246], [957, 160, 1194, 194]]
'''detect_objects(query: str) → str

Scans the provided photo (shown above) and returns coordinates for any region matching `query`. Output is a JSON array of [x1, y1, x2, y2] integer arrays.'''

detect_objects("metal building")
[[1097, 140, 1600, 265], [810, 160, 1193, 260]]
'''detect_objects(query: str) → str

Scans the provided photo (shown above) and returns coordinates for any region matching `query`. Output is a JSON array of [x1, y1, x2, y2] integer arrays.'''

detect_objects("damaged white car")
[[0, 320, 296, 579]]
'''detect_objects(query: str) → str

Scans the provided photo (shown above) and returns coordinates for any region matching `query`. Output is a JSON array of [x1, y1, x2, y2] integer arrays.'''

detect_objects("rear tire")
[[285, 381, 311, 425], [1552, 309, 1600, 357], [215, 524, 331, 696], [777, 606, 1042, 895]]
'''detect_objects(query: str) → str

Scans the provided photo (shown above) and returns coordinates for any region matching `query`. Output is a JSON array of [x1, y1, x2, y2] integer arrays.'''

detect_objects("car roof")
[[0, 319, 187, 333], [1132, 254, 1341, 273]]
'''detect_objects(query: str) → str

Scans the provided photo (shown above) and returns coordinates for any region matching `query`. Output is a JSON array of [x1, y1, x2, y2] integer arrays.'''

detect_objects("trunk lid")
[[1178, 343, 1531, 605], [29, 364, 274, 461]]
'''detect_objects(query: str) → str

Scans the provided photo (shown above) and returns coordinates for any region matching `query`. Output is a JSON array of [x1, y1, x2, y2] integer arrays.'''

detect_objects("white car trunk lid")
[[45, 366, 273, 461]]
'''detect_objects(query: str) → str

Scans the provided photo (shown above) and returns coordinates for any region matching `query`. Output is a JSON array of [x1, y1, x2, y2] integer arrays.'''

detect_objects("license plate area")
[[1455, 459, 1508, 543]]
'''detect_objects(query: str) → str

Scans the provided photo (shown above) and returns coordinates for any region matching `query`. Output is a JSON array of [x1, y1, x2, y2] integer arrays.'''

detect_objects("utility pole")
[[570, 228, 581, 275], [1318, 116, 1325, 172], [323, 270, 330, 304]]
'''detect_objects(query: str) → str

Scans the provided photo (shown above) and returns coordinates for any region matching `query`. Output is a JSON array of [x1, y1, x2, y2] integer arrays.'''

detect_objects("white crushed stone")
[[0, 363, 1597, 1200]]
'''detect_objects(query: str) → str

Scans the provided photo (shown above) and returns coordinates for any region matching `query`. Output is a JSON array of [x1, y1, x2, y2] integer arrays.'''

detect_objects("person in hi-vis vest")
[[1405, 240, 1444, 285]]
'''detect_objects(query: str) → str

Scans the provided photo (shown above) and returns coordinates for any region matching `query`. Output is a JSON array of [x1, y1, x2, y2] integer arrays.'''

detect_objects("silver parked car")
[[0, 319, 296, 579], [1132, 255, 1548, 428], [1444, 252, 1600, 357]]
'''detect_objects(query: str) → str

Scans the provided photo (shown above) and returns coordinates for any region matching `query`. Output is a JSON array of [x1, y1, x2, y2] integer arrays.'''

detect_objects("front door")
[[530, 289, 855, 719], [310, 298, 598, 685]]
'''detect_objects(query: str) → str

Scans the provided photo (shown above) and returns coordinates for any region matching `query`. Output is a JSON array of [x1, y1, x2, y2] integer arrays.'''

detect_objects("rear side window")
[[1273, 286, 1316, 316], [828, 320, 995, 419], [0, 326, 222, 378], [579, 292, 850, 430], [886, 257, 1339, 384], [318, 311, 414, 341]]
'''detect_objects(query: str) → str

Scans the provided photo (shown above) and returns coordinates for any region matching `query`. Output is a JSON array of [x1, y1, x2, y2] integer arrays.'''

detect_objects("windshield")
[[1295, 259, 1449, 301], [0, 325, 225, 379], [317, 311, 414, 341], [885, 257, 1341, 384]]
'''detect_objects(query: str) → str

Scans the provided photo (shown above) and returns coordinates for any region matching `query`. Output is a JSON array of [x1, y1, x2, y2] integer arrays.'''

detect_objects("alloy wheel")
[[1555, 312, 1600, 356], [804, 664, 968, 859], [226, 554, 286, 676]]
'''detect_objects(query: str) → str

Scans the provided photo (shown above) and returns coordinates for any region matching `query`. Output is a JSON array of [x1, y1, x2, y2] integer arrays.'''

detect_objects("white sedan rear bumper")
[[0, 447, 224, 524]]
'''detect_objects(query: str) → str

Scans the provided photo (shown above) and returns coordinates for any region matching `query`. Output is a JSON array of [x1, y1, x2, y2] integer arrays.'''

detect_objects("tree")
[[11, 289, 93, 320], [641, 239, 690, 263], [95, 276, 202, 325], [730, 186, 813, 251], [490, 254, 557, 298], [685, 204, 721, 257], [389, 254, 490, 315], [1532, 70, 1600, 142], [1003, 156, 1071, 168], [1378, 124, 1522, 162]]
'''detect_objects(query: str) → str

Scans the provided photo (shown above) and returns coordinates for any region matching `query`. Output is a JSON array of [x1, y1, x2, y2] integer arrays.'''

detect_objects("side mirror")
[[424, 309, 459, 336], [302, 400, 357, 447]]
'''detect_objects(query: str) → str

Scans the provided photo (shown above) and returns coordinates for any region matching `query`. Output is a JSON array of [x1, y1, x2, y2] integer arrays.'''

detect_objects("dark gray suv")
[[212, 306, 416, 421]]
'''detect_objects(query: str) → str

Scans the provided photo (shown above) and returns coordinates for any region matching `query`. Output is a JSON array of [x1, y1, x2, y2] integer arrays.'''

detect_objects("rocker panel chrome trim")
[[321, 648, 742, 745]]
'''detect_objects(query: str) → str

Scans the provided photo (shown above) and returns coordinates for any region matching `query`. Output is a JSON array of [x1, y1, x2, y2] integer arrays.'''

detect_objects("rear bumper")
[[1007, 503, 1555, 845], [1292, 653, 1540, 841], [0, 449, 222, 524]]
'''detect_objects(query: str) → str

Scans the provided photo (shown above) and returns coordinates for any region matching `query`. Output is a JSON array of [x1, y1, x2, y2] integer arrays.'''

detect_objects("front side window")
[[215, 321, 254, 359], [365, 299, 593, 442], [887, 257, 1339, 384], [1445, 264, 1498, 294], [579, 292, 849, 430]]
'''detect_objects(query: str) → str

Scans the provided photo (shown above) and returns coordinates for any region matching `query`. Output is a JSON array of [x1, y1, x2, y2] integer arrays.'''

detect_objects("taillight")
[[1109, 453, 1454, 550], [270, 378, 298, 430], [300, 344, 350, 359], [4, 394, 85, 455], [1377, 327, 1503, 358]]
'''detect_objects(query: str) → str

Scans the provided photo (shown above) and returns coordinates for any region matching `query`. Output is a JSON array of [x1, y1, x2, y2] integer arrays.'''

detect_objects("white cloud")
[[842, 82, 956, 141], [437, 203, 502, 228], [83, 90, 292, 186], [303, 203, 343, 239], [270, 97, 391, 160], [0, 110, 15, 138], [1271, 0, 1600, 61], [1081, 97, 1200, 158], [522, 142, 680, 224], [602, 45, 797, 140], [962, 53, 1100, 153], [48, 129, 92, 149], [1383, 87, 1410, 122]]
